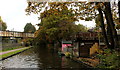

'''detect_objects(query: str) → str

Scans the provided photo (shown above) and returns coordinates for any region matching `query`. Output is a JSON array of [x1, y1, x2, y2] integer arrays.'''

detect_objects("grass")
[[0, 47, 30, 60], [0, 46, 25, 52]]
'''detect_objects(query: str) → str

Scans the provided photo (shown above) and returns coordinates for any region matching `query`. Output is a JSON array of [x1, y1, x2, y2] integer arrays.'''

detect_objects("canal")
[[1, 46, 90, 69]]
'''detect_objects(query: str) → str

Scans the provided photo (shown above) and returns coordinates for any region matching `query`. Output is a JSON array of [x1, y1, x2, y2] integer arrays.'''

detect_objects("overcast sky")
[[0, 0, 96, 32]]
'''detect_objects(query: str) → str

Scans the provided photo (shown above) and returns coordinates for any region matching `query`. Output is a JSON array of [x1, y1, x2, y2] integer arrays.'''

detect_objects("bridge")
[[75, 32, 98, 41], [0, 30, 34, 38]]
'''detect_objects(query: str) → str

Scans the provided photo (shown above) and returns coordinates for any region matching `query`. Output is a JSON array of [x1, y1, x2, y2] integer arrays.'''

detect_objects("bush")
[[96, 49, 120, 69], [22, 38, 34, 46], [65, 52, 72, 58]]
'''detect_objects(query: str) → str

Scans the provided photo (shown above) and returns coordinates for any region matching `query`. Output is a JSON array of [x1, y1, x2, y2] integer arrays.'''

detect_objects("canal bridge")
[[1, 30, 35, 50], [75, 32, 98, 41], [73, 32, 100, 57], [0, 30, 34, 38]]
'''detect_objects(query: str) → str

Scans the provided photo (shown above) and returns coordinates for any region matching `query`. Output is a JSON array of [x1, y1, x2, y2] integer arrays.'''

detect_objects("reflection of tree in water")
[[61, 57, 68, 68], [31, 46, 89, 68], [33, 46, 62, 68]]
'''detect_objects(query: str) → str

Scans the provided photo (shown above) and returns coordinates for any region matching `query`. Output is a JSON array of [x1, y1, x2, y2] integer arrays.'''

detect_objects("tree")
[[103, 2, 119, 49], [35, 2, 78, 47], [118, 1, 120, 18], [96, 4, 110, 48], [24, 23, 36, 33], [0, 16, 7, 31], [25, 1, 119, 49], [76, 24, 87, 32], [116, 24, 120, 29]]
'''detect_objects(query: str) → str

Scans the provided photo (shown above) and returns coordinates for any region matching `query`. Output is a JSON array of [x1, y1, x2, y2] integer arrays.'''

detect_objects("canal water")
[[1, 46, 89, 69]]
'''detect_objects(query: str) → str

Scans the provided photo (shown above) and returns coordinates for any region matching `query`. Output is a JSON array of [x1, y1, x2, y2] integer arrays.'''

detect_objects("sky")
[[0, 0, 96, 32]]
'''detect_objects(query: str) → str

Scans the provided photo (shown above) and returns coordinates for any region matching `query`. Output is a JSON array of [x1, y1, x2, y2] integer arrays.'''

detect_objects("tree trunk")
[[118, 1, 120, 18], [107, 26, 115, 49], [104, 2, 119, 48], [96, 3, 110, 48], [78, 40, 81, 57], [57, 39, 61, 48], [103, 8, 115, 49]]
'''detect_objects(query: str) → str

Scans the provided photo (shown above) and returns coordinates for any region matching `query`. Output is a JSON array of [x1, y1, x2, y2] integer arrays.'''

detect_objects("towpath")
[[0, 47, 28, 55]]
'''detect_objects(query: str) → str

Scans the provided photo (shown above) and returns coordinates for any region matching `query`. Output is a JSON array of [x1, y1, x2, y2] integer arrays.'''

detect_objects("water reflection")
[[2, 46, 88, 69]]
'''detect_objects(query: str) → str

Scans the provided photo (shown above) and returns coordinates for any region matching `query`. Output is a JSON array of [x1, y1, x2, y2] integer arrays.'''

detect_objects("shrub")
[[22, 38, 34, 46], [65, 52, 72, 58], [96, 49, 120, 69]]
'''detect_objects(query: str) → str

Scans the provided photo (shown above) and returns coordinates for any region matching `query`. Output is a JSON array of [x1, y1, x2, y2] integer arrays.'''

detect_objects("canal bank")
[[70, 57, 99, 67], [0, 47, 31, 61], [60, 52, 99, 68], [60, 51, 99, 68]]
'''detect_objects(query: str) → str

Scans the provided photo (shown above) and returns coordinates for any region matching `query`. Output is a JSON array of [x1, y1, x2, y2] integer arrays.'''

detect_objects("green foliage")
[[23, 38, 34, 46], [34, 27, 48, 45], [46, 28, 59, 39], [96, 49, 120, 69], [34, 3, 79, 45], [76, 24, 87, 32], [65, 52, 72, 58], [95, 14, 101, 27], [0, 16, 7, 31], [24, 23, 36, 33], [116, 24, 120, 29]]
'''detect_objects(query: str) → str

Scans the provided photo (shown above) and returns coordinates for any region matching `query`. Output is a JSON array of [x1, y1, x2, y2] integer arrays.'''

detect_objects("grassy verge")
[[0, 47, 30, 60], [0, 46, 25, 52]]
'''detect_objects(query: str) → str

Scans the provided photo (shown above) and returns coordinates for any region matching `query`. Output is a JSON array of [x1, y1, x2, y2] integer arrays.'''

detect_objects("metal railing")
[[0, 31, 34, 38], [76, 32, 98, 40]]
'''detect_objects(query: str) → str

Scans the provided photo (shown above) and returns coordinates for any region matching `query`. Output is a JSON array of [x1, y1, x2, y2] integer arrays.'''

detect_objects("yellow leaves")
[[0, 16, 7, 30], [96, 49, 103, 54], [54, 9, 58, 12], [80, 17, 84, 20], [49, 2, 57, 5], [100, 3, 105, 7], [94, 5, 99, 9], [80, 7, 85, 10], [28, 2, 31, 7], [94, 3, 105, 9], [54, 13, 58, 15], [85, 5, 89, 9]]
